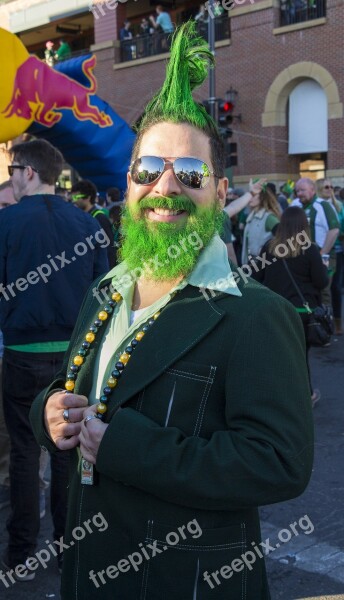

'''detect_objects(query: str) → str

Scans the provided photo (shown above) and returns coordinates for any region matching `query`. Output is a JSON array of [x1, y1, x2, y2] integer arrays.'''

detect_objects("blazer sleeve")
[[96, 294, 314, 511], [29, 275, 104, 452]]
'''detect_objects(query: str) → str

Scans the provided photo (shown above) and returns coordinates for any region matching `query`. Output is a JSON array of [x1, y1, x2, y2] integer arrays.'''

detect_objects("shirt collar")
[[303, 194, 318, 209], [98, 233, 241, 298]]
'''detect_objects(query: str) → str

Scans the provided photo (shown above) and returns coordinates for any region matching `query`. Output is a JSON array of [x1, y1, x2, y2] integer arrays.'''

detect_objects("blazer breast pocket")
[[133, 360, 217, 437]]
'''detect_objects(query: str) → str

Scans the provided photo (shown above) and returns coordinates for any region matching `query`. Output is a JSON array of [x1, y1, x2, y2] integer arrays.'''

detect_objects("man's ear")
[[216, 177, 228, 209], [27, 165, 36, 181], [127, 171, 131, 191]]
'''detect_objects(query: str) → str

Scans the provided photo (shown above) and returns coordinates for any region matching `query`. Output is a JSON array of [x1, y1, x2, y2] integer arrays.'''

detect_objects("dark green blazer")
[[30, 274, 313, 600]]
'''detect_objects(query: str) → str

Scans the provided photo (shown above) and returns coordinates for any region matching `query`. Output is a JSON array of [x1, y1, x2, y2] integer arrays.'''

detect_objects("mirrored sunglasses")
[[130, 156, 220, 190]]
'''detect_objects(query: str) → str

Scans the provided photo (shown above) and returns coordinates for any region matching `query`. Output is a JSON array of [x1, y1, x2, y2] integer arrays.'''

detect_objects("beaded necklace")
[[64, 291, 161, 420]]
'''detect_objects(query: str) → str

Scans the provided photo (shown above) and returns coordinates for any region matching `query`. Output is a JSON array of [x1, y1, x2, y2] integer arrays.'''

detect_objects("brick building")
[[1, 0, 343, 188]]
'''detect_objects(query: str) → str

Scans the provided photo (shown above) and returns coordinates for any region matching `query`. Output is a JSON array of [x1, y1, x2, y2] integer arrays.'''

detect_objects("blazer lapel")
[[106, 287, 226, 419]]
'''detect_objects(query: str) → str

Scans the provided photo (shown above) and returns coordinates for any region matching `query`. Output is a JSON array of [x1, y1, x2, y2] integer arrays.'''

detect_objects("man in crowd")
[[106, 186, 121, 206], [30, 23, 313, 599], [0, 180, 17, 210], [0, 182, 16, 511], [0, 139, 109, 579], [277, 184, 289, 212], [293, 177, 339, 305], [70, 179, 116, 268]]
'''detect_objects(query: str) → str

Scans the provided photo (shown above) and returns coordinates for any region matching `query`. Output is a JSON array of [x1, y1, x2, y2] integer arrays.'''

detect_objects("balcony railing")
[[280, 0, 326, 27], [120, 15, 229, 63]]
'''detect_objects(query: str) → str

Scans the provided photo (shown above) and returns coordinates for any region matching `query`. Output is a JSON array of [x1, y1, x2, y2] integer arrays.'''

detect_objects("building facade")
[[0, 0, 343, 188]]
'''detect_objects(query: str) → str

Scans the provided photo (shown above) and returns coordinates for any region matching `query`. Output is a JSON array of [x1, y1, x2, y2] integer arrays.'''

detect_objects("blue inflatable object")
[[28, 54, 135, 193]]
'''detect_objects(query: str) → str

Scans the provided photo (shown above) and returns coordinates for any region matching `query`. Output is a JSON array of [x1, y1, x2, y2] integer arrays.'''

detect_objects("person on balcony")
[[149, 5, 174, 34], [44, 41, 55, 67], [194, 4, 209, 37], [280, 0, 308, 25], [140, 17, 154, 36], [195, 3, 209, 24], [149, 6, 174, 54], [55, 39, 71, 61], [120, 20, 135, 61]]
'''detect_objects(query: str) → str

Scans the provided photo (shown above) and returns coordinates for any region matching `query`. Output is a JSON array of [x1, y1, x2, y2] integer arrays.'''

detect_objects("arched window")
[[288, 79, 328, 154]]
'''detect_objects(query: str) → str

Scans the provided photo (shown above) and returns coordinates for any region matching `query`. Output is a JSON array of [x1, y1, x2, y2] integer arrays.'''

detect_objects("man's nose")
[[151, 164, 182, 197]]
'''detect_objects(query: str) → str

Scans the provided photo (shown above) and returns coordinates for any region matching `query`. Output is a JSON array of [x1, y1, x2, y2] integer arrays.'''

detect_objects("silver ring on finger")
[[84, 415, 100, 427], [63, 408, 70, 423]]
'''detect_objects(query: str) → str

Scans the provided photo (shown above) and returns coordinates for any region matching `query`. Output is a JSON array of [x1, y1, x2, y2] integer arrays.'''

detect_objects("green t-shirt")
[[265, 214, 280, 232]]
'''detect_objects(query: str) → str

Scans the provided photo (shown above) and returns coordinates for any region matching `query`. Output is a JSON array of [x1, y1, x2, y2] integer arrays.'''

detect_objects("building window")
[[288, 80, 328, 155], [280, 0, 326, 27]]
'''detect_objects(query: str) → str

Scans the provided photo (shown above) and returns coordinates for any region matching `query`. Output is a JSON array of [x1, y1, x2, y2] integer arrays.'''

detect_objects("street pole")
[[208, 0, 216, 119]]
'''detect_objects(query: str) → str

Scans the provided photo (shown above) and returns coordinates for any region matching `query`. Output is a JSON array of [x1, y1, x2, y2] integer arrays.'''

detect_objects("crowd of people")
[[118, 3, 227, 61], [119, 5, 175, 60], [223, 176, 344, 404], [0, 19, 341, 600]]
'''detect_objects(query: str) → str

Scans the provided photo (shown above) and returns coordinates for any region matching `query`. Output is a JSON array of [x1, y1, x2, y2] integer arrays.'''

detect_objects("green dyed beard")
[[119, 195, 224, 281]]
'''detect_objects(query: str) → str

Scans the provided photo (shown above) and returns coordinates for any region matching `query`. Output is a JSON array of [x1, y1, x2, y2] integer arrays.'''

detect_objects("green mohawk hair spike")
[[139, 20, 218, 134]]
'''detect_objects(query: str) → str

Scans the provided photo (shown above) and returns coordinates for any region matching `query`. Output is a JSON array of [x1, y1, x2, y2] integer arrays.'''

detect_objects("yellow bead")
[[107, 377, 117, 388], [153, 312, 161, 320], [135, 331, 145, 341], [112, 292, 122, 303], [73, 355, 84, 366], [85, 332, 95, 343], [97, 403, 107, 414], [119, 352, 130, 365], [65, 380, 75, 391], [98, 311, 108, 321]]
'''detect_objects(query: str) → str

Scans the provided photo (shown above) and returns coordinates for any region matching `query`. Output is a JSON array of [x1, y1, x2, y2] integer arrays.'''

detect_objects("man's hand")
[[320, 228, 339, 255], [79, 405, 109, 465], [44, 391, 88, 450], [224, 178, 267, 218]]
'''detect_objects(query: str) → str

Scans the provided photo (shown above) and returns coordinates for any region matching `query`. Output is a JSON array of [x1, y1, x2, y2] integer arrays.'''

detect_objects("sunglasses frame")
[[8, 165, 38, 177], [71, 194, 88, 201], [130, 156, 221, 190]]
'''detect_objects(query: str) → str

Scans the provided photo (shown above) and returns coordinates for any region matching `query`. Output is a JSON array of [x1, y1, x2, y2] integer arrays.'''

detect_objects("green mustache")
[[135, 195, 197, 216]]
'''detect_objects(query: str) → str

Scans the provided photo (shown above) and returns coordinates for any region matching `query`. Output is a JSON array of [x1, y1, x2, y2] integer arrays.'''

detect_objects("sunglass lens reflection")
[[174, 158, 209, 189], [134, 157, 163, 185]]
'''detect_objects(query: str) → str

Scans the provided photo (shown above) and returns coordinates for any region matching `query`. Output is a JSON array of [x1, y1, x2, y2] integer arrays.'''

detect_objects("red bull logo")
[[2, 54, 113, 128]]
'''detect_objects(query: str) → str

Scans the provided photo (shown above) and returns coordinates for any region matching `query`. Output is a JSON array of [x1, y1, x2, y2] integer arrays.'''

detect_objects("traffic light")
[[225, 142, 238, 168], [217, 99, 233, 139]]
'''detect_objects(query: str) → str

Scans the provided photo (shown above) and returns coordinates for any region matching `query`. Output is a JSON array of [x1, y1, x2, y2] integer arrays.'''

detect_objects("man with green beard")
[[30, 22, 313, 600]]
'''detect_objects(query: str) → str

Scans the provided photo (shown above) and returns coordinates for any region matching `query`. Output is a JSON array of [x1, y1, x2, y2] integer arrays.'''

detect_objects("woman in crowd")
[[241, 185, 280, 264], [317, 178, 344, 334], [254, 206, 328, 406]]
